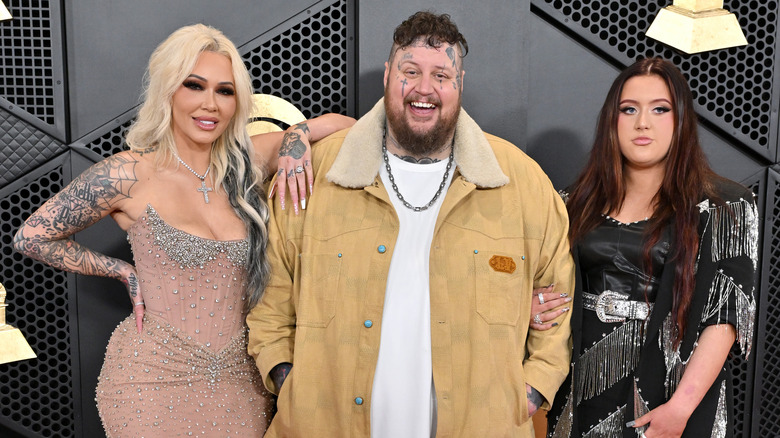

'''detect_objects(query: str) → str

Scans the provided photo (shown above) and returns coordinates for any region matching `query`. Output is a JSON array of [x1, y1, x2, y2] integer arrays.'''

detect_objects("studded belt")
[[582, 291, 653, 323]]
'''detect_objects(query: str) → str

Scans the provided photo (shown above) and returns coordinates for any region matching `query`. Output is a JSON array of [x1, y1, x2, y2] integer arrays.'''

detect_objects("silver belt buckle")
[[595, 290, 630, 323]]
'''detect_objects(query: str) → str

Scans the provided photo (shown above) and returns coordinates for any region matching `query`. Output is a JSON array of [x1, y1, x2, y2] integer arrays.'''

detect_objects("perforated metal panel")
[[0, 162, 74, 438], [0, 0, 66, 140], [243, 0, 351, 119], [531, 0, 779, 160], [756, 168, 780, 437]]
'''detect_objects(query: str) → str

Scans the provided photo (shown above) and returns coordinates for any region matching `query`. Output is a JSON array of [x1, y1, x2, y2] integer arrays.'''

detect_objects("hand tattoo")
[[270, 362, 293, 391], [125, 272, 139, 298], [279, 131, 307, 160], [527, 385, 544, 412]]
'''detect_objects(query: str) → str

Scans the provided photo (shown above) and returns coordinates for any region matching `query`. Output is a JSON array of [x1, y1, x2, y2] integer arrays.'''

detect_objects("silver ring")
[[134, 301, 144, 306], [295, 165, 304, 174], [538, 293, 545, 304], [533, 314, 543, 325]]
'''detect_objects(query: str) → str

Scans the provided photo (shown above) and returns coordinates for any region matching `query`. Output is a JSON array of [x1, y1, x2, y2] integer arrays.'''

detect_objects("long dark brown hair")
[[567, 58, 719, 345]]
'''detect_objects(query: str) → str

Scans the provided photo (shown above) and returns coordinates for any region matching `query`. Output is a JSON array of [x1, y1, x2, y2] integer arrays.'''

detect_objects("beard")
[[384, 88, 460, 157]]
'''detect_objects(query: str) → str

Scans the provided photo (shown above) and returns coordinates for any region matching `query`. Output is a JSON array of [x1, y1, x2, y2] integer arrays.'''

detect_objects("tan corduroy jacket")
[[247, 99, 575, 437]]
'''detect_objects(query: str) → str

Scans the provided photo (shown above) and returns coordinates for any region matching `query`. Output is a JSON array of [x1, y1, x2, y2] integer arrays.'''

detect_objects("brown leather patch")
[[489, 255, 516, 274]]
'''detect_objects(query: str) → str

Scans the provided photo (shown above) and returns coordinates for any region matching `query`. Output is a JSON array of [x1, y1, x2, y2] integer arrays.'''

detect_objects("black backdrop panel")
[[0, 0, 67, 141], [531, 0, 780, 162], [754, 167, 780, 437], [0, 155, 73, 438]]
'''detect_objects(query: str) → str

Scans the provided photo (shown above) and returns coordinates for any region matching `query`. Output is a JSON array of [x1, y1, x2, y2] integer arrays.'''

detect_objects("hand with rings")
[[530, 284, 572, 330], [273, 122, 313, 215]]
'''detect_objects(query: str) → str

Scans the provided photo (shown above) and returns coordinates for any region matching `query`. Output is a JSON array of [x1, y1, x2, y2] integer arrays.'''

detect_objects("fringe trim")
[[710, 381, 728, 438], [709, 198, 759, 271], [582, 404, 625, 438], [702, 270, 756, 359], [659, 313, 690, 398], [575, 319, 647, 403], [549, 386, 573, 438], [633, 380, 650, 437]]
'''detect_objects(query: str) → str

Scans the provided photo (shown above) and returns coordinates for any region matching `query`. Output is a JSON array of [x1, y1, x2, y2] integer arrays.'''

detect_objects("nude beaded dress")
[[95, 205, 275, 437]]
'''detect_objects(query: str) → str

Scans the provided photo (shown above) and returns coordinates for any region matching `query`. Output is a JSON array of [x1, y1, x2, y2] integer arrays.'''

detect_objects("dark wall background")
[[1, 1, 778, 437]]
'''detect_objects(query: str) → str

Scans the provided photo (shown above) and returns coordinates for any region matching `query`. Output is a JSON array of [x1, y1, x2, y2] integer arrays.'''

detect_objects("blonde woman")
[[13, 24, 353, 436]]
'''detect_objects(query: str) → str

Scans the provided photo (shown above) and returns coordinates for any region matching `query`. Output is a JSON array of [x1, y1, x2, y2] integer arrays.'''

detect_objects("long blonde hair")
[[126, 24, 270, 309]]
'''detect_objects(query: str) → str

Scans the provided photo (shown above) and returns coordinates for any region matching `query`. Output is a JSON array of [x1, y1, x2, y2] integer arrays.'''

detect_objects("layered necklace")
[[174, 153, 212, 204], [381, 129, 454, 212]]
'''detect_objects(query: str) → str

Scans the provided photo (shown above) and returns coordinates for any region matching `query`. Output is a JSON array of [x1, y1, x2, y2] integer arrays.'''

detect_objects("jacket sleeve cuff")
[[256, 343, 294, 394], [523, 361, 569, 411]]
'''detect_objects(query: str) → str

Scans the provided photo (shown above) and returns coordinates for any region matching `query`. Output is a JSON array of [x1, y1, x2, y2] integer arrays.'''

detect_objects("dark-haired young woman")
[[534, 58, 757, 438]]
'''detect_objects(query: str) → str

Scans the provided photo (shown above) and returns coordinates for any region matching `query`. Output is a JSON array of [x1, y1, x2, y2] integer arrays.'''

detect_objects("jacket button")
[[355, 397, 363, 405], [377, 245, 386, 253], [364, 320, 373, 328]]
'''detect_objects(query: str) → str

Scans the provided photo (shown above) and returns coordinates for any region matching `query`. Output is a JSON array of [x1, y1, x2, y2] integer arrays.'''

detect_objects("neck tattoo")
[[175, 153, 212, 204], [382, 129, 454, 212]]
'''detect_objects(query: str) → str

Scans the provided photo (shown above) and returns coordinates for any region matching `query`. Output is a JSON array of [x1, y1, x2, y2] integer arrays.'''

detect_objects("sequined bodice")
[[127, 204, 250, 352]]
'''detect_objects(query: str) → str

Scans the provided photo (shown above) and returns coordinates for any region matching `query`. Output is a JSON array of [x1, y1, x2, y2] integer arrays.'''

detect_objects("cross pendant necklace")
[[175, 153, 212, 204]]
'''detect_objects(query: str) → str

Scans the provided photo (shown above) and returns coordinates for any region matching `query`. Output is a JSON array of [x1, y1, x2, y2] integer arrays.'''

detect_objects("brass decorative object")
[[646, 0, 748, 54], [247, 94, 306, 136], [0, 1, 11, 21], [0, 283, 37, 364]]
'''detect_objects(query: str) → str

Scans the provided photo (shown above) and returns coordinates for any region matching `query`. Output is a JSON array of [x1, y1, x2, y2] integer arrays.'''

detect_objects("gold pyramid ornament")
[[0, 283, 37, 364]]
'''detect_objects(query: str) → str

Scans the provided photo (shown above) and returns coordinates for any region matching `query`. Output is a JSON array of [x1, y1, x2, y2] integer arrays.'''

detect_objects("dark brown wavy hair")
[[567, 57, 720, 345], [388, 11, 469, 65]]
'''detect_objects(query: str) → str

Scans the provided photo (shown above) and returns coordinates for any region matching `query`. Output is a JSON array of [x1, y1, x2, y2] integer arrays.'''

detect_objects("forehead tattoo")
[[397, 52, 413, 71]]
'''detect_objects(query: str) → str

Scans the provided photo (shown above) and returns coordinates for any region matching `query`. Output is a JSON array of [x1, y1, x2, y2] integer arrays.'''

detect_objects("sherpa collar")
[[326, 98, 509, 189]]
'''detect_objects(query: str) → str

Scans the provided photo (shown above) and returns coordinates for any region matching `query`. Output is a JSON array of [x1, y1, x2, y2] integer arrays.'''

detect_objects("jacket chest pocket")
[[473, 251, 526, 325], [297, 253, 342, 327]]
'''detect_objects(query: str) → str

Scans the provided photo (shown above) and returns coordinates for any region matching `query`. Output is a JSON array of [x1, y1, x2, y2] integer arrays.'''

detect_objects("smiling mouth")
[[410, 101, 436, 109], [194, 118, 218, 130]]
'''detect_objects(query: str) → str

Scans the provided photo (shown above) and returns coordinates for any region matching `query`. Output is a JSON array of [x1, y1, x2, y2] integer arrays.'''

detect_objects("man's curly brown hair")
[[388, 11, 469, 66]]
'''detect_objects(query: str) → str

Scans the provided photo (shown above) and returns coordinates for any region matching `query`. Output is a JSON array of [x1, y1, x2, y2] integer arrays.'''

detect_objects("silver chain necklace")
[[174, 153, 213, 204], [382, 130, 454, 212]]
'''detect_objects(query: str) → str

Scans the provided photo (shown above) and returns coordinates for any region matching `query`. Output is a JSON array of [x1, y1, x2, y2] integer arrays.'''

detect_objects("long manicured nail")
[[562, 307, 570, 312], [268, 184, 276, 199], [301, 198, 307, 210], [565, 297, 572, 303], [626, 421, 636, 427], [547, 283, 555, 288], [560, 293, 568, 298]]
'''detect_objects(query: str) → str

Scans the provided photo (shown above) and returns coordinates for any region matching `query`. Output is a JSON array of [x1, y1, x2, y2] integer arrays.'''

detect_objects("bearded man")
[[248, 11, 575, 437]]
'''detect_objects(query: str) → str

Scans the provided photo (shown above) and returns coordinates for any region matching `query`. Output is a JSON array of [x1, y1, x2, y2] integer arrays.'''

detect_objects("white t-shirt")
[[371, 152, 455, 438]]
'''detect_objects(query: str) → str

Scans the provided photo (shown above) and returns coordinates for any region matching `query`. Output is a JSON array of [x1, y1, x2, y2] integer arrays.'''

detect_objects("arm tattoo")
[[294, 122, 310, 135], [270, 362, 293, 391], [13, 154, 138, 280], [527, 385, 544, 410], [279, 131, 307, 160]]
